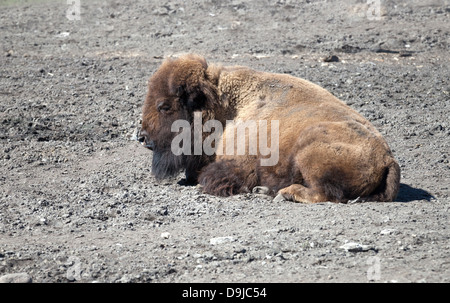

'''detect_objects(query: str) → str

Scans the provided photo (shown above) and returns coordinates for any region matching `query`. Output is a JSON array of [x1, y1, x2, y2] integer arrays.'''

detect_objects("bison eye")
[[157, 101, 171, 113]]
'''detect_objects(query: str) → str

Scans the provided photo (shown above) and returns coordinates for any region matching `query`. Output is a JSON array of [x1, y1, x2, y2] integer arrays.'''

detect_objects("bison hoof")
[[273, 193, 287, 203], [252, 186, 270, 195], [177, 178, 198, 186]]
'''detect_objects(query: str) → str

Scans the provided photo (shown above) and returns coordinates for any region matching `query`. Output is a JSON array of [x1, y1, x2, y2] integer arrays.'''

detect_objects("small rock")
[[264, 228, 280, 233], [380, 229, 397, 235], [117, 275, 132, 283], [210, 236, 234, 245], [55, 32, 70, 38], [323, 55, 339, 62], [160, 232, 171, 239], [339, 242, 374, 252], [0, 273, 32, 283]]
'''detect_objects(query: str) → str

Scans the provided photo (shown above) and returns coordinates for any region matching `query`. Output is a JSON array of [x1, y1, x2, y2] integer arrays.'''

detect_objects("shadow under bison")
[[396, 183, 435, 202]]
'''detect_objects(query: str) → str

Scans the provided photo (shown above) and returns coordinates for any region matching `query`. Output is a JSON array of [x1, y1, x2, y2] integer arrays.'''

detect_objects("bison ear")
[[177, 80, 218, 112], [171, 55, 219, 111], [176, 85, 190, 108], [197, 76, 219, 110], [180, 81, 217, 112], [185, 75, 219, 111]]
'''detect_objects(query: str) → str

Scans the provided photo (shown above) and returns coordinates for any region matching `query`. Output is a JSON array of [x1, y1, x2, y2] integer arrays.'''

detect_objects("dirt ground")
[[0, 0, 449, 283]]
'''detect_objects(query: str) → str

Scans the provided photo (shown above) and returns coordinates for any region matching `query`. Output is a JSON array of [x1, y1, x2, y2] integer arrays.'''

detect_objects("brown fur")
[[140, 54, 400, 203]]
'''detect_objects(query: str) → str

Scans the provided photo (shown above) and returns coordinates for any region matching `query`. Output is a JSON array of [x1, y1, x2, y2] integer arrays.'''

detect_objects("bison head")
[[139, 54, 218, 184]]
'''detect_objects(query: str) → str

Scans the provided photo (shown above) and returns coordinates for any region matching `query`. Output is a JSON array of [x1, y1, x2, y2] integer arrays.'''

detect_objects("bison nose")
[[138, 129, 155, 150], [138, 129, 148, 143]]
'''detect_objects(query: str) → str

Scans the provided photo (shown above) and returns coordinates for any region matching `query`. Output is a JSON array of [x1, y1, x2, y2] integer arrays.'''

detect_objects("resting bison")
[[139, 54, 400, 203]]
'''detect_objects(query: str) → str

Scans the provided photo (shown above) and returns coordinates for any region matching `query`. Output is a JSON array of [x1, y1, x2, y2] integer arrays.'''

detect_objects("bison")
[[139, 54, 400, 203]]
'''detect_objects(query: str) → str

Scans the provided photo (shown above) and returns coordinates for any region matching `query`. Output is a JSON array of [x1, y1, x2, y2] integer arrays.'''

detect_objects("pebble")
[[210, 236, 234, 245], [339, 242, 374, 252], [160, 232, 171, 239], [117, 275, 132, 283], [380, 229, 397, 235], [323, 55, 339, 62], [0, 273, 32, 283]]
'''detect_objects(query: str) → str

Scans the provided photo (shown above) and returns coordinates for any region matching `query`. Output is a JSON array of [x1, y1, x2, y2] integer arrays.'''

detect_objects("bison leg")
[[198, 159, 258, 197], [275, 184, 329, 204], [178, 155, 215, 186]]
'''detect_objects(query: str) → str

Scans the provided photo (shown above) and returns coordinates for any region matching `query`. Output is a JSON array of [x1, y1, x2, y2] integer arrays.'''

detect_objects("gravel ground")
[[0, 0, 449, 283]]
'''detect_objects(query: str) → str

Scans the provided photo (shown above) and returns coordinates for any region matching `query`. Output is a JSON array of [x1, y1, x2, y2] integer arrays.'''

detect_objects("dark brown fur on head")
[[140, 54, 218, 184]]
